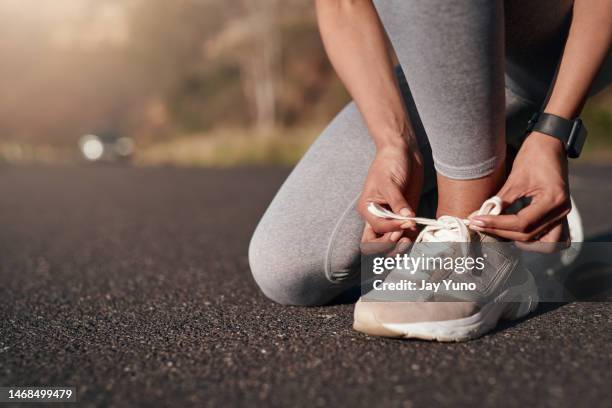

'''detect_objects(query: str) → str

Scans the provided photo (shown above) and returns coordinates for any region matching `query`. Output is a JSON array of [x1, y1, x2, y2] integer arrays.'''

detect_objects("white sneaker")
[[354, 197, 539, 342]]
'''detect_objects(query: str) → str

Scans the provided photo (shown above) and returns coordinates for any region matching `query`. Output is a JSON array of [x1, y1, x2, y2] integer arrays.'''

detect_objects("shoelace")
[[367, 196, 502, 243]]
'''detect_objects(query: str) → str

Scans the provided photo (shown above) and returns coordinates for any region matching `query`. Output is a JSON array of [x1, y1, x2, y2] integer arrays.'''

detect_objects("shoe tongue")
[[419, 215, 472, 243], [422, 227, 467, 243], [422, 197, 502, 243]]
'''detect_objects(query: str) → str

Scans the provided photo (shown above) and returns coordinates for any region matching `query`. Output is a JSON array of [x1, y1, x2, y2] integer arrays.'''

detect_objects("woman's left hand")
[[468, 131, 572, 251]]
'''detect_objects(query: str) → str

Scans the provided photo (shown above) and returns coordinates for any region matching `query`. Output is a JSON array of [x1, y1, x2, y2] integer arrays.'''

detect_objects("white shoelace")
[[367, 196, 502, 243]]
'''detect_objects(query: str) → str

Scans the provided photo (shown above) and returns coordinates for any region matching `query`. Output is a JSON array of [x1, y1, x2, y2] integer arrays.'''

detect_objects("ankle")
[[436, 161, 506, 218]]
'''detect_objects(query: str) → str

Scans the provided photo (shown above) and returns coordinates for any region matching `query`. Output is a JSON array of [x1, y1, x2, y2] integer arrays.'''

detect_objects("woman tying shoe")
[[248, 0, 611, 340]]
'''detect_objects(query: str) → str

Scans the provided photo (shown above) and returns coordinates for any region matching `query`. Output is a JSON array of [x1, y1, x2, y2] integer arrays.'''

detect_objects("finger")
[[530, 218, 570, 247], [366, 215, 408, 234], [472, 207, 568, 242], [386, 237, 412, 257], [401, 223, 420, 240], [384, 185, 414, 219], [470, 197, 551, 233], [361, 222, 378, 242], [361, 226, 397, 255], [561, 217, 571, 248], [362, 223, 398, 245], [360, 223, 382, 254], [389, 230, 404, 242], [384, 190, 417, 230], [514, 221, 568, 253], [358, 200, 408, 234], [471, 194, 570, 241], [515, 241, 559, 254]]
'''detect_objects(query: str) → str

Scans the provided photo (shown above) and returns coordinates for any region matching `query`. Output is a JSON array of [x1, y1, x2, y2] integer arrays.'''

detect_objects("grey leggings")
[[249, 0, 574, 305]]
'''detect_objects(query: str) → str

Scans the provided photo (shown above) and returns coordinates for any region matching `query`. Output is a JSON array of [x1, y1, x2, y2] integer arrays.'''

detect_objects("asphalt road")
[[0, 164, 610, 408]]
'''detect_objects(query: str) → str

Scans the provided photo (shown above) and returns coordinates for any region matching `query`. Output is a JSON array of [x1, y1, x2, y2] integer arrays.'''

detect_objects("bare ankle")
[[436, 161, 506, 218]]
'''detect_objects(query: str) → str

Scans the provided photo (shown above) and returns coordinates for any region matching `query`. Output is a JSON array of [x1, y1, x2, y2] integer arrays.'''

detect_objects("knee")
[[248, 226, 335, 306]]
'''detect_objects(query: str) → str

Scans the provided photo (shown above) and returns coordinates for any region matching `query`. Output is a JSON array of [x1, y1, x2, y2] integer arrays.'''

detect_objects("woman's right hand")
[[358, 144, 424, 243], [316, 0, 426, 244]]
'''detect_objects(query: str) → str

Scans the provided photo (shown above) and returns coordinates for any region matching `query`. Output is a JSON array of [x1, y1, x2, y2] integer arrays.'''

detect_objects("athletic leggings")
[[248, 0, 595, 305]]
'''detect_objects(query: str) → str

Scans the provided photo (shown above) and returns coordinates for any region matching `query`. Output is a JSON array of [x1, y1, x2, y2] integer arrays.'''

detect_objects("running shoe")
[[354, 197, 539, 341]]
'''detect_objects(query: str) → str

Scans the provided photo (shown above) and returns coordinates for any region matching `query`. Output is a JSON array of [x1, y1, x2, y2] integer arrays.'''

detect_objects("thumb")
[[385, 185, 413, 217]]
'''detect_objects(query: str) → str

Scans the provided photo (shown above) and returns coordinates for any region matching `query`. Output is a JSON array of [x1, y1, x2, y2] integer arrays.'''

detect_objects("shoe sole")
[[353, 270, 539, 342]]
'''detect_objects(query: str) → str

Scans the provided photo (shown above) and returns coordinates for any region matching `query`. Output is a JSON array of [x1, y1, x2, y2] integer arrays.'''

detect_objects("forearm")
[[315, 0, 412, 151], [544, 0, 612, 119]]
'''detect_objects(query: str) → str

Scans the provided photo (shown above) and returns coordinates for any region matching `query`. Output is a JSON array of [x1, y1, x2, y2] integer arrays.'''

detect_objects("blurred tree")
[[0, 0, 349, 155], [204, 0, 283, 132]]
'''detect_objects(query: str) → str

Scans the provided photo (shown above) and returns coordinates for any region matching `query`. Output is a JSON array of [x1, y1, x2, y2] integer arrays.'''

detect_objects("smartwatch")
[[525, 112, 587, 159]]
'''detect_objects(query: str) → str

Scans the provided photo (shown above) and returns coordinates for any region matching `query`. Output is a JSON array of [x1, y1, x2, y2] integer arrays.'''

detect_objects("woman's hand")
[[468, 0, 612, 251], [316, 0, 426, 246], [358, 143, 424, 243], [469, 132, 571, 250]]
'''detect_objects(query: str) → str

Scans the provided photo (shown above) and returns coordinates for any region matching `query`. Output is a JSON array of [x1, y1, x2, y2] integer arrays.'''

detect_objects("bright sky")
[[0, 0, 130, 49]]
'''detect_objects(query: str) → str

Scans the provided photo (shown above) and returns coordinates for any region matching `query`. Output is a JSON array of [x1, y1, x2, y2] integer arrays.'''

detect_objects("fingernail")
[[390, 231, 402, 241], [470, 218, 486, 227], [397, 238, 411, 252], [470, 224, 485, 232], [399, 208, 413, 217], [400, 221, 415, 229]]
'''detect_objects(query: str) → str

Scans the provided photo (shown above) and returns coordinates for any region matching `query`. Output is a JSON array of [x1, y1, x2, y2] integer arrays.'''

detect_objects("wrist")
[[373, 128, 416, 153], [543, 104, 579, 121]]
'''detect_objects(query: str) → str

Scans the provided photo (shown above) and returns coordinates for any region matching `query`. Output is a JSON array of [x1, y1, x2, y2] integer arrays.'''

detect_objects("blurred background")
[[0, 0, 610, 166]]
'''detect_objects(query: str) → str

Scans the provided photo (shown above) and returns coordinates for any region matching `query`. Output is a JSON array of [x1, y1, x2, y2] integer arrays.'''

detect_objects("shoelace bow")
[[367, 196, 502, 243]]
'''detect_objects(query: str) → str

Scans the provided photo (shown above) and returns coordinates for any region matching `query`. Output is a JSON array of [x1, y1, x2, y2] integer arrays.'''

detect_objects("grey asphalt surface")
[[0, 164, 611, 408]]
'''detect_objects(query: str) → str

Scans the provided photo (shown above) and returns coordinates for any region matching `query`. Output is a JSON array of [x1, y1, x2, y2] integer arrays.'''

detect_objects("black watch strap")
[[526, 112, 587, 158]]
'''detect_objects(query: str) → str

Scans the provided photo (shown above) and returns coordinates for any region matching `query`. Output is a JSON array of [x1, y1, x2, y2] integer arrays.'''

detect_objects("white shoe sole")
[[353, 271, 539, 342], [562, 196, 583, 266]]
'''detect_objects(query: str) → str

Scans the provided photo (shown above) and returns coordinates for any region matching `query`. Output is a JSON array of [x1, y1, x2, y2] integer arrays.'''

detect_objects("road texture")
[[0, 164, 610, 407]]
